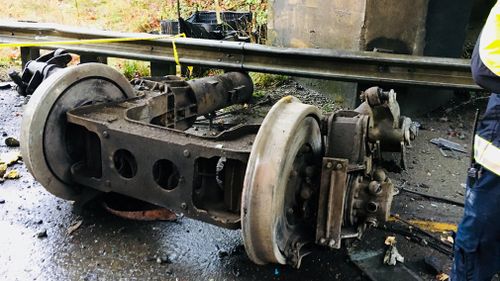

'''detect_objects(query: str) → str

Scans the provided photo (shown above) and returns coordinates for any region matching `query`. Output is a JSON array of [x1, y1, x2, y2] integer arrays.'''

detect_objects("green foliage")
[[321, 103, 336, 113], [244, 0, 267, 25], [249, 72, 289, 88], [3, 0, 268, 33], [252, 89, 266, 98], [112, 59, 151, 79], [0, 49, 21, 68]]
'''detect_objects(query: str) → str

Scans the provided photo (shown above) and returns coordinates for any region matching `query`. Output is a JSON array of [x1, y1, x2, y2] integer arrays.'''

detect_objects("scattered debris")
[[4, 137, 19, 147], [392, 217, 454, 256], [0, 152, 22, 166], [383, 236, 404, 266], [440, 235, 454, 244], [67, 219, 83, 235], [155, 256, 171, 264], [399, 186, 465, 207], [439, 148, 450, 157], [4, 169, 20, 179], [447, 236, 454, 244], [447, 128, 466, 140], [274, 267, 280, 276], [36, 229, 48, 238], [0, 82, 13, 90], [393, 187, 400, 196], [430, 138, 467, 153], [102, 193, 177, 221], [384, 236, 397, 246], [383, 246, 404, 265], [349, 248, 423, 281], [0, 163, 6, 178], [436, 273, 450, 281]]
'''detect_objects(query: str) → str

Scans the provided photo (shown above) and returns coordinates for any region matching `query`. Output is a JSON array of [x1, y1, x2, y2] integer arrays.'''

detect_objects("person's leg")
[[452, 169, 500, 281]]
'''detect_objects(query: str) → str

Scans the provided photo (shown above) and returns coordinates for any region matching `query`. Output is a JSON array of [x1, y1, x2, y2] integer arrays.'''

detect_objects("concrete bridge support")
[[268, 0, 475, 114]]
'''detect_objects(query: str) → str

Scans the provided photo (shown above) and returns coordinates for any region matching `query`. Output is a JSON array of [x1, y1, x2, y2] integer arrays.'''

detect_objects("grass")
[[109, 59, 151, 79], [1, 0, 267, 33], [0, 0, 268, 77], [249, 72, 289, 88], [0, 49, 21, 80]]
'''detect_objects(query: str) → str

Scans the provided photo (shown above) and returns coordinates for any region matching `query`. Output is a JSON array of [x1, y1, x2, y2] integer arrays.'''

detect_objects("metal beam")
[[0, 21, 480, 90]]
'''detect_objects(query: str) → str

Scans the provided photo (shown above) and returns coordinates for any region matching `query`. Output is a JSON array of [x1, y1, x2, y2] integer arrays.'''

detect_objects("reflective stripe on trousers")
[[474, 135, 500, 176]]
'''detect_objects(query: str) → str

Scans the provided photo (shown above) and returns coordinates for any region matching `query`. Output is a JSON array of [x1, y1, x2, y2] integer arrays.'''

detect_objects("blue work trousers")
[[451, 94, 500, 281]]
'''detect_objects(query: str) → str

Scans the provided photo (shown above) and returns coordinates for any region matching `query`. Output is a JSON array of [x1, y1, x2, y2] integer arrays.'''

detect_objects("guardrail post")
[[80, 53, 108, 64], [150, 61, 176, 76], [20, 47, 40, 68]]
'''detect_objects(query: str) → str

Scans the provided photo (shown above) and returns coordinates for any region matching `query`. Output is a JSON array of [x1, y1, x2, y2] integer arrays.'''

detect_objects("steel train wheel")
[[241, 96, 323, 266], [21, 63, 135, 200]]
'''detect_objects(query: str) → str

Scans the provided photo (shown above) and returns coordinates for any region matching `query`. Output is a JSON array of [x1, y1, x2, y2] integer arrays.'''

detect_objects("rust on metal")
[[316, 157, 349, 249], [0, 21, 480, 90], [19, 56, 416, 267], [102, 201, 177, 221]]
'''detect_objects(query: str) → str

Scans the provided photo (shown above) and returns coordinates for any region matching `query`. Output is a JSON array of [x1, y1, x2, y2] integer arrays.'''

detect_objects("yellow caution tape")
[[170, 33, 185, 65], [388, 216, 457, 233], [0, 33, 193, 75], [0, 34, 176, 48], [408, 219, 457, 233], [171, 33, 193, 76]]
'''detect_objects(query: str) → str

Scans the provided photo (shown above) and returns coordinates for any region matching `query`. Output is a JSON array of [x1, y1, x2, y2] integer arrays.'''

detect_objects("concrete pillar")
[[362, 0, 428, 55], [268, 0, 366, 50], [268, 0, 473, 114], [268, 0, 366, 108]]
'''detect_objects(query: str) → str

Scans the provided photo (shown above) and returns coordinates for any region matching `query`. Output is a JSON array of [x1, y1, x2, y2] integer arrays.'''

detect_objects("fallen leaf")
[[0, 152, 21, 166], [384, 236, 396, 246], [4, 170, 20, 179], [440, 235, 454, 244], [67, 220, 83, 235], [0, 163, 6, 178], [436, 272, 449, 281]]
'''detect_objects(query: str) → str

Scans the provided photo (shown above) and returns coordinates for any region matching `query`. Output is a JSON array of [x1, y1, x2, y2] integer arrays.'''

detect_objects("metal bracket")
[[315, 157, 349, 249]]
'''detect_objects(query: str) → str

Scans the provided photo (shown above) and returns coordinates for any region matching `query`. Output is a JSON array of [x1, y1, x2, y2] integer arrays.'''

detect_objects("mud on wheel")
[[241, 96, 323, 267]]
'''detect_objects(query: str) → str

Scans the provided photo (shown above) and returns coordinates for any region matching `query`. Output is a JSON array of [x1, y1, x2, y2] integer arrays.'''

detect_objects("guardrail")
[[0, 20, 480, 90]]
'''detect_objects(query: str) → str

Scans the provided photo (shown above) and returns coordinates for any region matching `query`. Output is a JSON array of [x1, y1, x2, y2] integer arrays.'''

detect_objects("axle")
[[20, 57, 416, 268]]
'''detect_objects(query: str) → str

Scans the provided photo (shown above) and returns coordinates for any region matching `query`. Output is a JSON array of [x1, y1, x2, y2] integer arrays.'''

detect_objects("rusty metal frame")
[[0, 21, 479, 90], [66, 92, 256, 229]]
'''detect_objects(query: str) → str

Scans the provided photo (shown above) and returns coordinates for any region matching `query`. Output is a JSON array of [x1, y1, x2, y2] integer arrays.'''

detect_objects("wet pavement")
[[0, 87, 365, 281], [0, 85, 477, 281]]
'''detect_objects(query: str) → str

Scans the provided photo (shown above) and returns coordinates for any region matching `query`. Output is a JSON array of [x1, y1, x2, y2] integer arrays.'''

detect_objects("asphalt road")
[[0, 84, 475, 281]]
